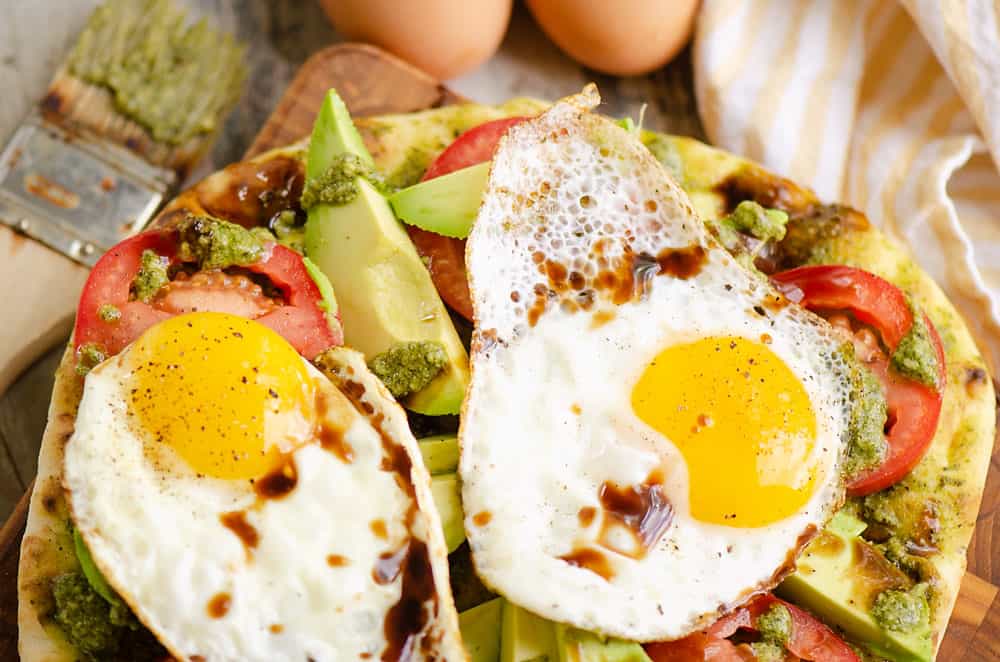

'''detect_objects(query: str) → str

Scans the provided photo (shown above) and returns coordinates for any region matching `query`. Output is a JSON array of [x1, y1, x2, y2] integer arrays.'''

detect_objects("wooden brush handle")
[[0, 226, 86, 398]]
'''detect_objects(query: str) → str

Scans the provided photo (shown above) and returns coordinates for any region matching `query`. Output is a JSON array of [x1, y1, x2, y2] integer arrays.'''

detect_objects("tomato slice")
[[421, 116, 530, 180], [406, 116, 531, 320], [74, 227, 341, 364], [74, 232, 176, 363], [645, 633, 754, 661], [645, 594, 859, 661], [770, 265, 946, 496], [407, 226, 475, 320]]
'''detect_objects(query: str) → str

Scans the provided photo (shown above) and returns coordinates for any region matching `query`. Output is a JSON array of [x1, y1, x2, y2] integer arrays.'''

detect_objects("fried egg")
[[64, 312, 463, 661], [460, 87, 853, 641]]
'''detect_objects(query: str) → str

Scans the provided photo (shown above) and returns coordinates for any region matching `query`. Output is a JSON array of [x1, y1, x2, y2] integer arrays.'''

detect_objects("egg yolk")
[[631, 336, 817, 527], [128, 312, 314, 480]]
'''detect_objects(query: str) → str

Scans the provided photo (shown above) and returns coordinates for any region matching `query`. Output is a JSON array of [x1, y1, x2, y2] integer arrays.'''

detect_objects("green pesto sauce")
[[879, 536, 922, 576], [861, 493, 919, 580], [52, 528, 143, 657], [862, 490, 902, 530], [757, 603, 793, 646], [872, 583, 930, 633], [842, 345, 889, 477], [176, 215, 263, 270], [97, 304, 121, 323], [249, 226, 276, 244], [133, 249, 169, 303], [860, 487, 940, 581], [369, 341, 448, 399], [749, 641, 787, 662], [52, 573, 123, 657], [778, 204, 855, 267], [301, 153, 380, 209], [67, 0, 246, 145], [76, 343, 107, 376], [722, 200, 789, 243], [706, 201, 790, 275], [890, 302, 940, 389], [73, 528, 127, 617]]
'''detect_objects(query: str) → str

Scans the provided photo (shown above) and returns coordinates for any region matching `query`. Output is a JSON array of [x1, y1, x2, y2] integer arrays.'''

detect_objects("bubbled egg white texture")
[[460, 87, 854, 641], [64, 312, 462, 662]]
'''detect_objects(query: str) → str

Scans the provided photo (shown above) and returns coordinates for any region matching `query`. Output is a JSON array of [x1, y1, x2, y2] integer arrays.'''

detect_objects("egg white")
[[460, 87, 853, 641], [64, 345, 463, 662]]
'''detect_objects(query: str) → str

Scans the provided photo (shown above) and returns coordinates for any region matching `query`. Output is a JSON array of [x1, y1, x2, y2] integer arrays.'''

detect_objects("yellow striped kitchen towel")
[[694, 0, 1000, 374]]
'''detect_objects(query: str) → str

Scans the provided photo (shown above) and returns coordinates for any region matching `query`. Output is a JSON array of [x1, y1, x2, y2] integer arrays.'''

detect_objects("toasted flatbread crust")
[[18, 347, 84, 662], [19, 99, 995, 659], [312, 347, 467, 662]]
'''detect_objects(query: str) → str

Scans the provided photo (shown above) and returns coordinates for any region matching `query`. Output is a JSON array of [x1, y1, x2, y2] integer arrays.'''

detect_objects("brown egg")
[[320, 0, 512, 80], [526, 0, 700, 76]]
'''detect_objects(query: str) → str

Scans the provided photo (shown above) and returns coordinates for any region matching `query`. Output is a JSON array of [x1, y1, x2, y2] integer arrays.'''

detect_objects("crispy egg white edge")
[[459, 86, 850, 641], [315, 347, 467, 662], [63, 345, 465, 662]]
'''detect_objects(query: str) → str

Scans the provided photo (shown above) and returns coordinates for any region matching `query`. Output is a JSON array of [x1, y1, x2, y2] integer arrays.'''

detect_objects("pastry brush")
[[0, 0, 246, 397]]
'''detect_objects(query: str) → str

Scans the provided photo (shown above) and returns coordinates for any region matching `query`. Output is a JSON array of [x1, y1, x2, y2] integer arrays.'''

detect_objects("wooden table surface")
[[0, 0, 704, 523]]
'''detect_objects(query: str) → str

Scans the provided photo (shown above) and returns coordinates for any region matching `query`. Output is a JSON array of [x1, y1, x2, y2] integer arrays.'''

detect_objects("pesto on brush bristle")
[[67, 0, 246, 145]]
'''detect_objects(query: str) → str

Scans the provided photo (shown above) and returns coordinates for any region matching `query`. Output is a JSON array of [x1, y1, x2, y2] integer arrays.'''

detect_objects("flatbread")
[[19, 97, 995, 659], [18, 346, 85, 662], [352, 102, 995, 649]]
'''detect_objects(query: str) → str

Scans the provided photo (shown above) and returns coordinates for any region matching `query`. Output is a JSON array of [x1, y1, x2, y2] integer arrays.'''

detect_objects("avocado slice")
[[430, 473, 465, 553], [388, 162, 491, 239], [72, 528, 120, 608], [553, 624, 651, 662], [305, 90, 373, 178], [461, 598, 504, 662], [303, 89, 470, 415], [302, 256, 340, 323], [501, 602, 558, 662], [776, 511, 933, 662], [419, 434, 459, 475]]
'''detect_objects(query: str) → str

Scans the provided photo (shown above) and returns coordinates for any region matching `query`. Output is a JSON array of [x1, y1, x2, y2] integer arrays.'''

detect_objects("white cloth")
[[694, 0, 1000, 373]]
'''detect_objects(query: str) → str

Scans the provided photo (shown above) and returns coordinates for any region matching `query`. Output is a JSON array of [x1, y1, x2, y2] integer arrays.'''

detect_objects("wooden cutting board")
[[0, 42, 997, 661]]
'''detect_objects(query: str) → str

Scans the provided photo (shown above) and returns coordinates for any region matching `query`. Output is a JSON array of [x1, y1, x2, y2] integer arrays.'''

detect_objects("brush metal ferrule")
[[0, 112, 176, 267]]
